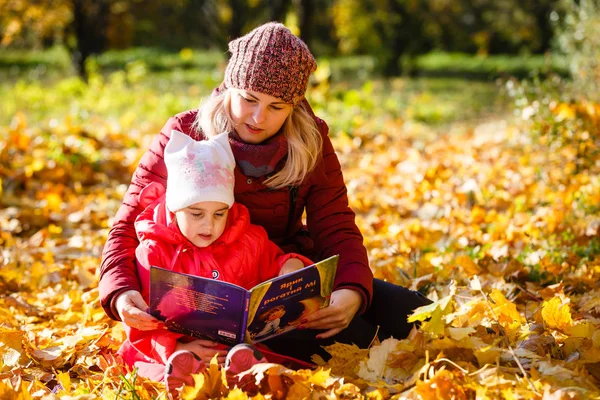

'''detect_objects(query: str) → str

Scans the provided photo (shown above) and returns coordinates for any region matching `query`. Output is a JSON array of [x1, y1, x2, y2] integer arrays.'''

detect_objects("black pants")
[[263, 279, 432, 363]]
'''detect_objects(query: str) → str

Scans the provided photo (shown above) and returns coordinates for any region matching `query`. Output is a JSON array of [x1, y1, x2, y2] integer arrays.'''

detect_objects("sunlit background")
[[1, 1, 600, 398]]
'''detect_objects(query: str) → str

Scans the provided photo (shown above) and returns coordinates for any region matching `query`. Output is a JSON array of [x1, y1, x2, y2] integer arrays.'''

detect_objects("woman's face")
[[175, 201, 229, 248], [229, 89, 293, 144]]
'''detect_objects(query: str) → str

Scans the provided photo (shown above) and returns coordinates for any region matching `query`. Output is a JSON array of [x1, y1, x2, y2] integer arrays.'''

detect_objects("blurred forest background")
[[0, 0, 580, 79], [2, 0, 600, 398], [2, 0, 599, 132]]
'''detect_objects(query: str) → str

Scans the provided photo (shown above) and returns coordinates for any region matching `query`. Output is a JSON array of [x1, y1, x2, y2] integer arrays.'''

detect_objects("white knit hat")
[[164, 130, 235, 212]]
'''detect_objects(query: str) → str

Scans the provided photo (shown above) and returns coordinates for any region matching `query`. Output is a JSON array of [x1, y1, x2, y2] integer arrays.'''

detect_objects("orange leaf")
[[414, 369, 468, 399]]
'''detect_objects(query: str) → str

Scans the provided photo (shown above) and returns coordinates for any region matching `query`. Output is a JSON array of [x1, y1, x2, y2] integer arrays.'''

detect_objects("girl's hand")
[[176, 340, 228, 364], [278, 258, 305, 276], [298, 289, 362, 339], [115, 290, 163, 330]]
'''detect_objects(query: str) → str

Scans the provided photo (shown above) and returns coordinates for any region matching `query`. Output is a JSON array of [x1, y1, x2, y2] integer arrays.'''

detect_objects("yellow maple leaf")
[[448, 327, 476, 341], [180, 372, 207, 400], [414, 369, 468, 399], [366, 387, 390, 399], [419, 302, 449, 336], [408, 283, 455, 324], [224, 387, 252, 399], [0, 327, 28, 371], [489, 289, 525, 337], [335, 382, 363, 397], [455, 255, 481, 276], [564, 321, 593, 339], [473, 345, 503, 366], [358, 338, 415, 384], [501, 388, 517, 399], [286, 382, 312, 399], [319, 342, 369, 378], [307, 368, 332, 387], [56, 371, 72, 393], [541, 297, 573, 332], [180, 356, 228, 399], [0, 379, 34, 400]]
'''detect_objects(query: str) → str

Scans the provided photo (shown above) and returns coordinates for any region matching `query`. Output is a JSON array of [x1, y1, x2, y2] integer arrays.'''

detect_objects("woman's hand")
[[298, 288, 362, 339], [278, 258, 305, 276], [176, 340, 228, 364], [115, 290, 163, 330]]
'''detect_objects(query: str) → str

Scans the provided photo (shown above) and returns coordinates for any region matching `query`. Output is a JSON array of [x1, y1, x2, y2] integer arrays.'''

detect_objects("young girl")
[[119, 129, 312, 393]]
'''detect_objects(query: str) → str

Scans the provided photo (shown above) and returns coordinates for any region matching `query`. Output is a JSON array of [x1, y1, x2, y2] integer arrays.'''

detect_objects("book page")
[[245, 255, 338, 343], [149, 267, 248, 346]]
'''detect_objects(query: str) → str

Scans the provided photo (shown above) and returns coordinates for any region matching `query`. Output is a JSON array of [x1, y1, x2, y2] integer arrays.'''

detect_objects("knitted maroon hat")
[[224, 22, 317, 106]]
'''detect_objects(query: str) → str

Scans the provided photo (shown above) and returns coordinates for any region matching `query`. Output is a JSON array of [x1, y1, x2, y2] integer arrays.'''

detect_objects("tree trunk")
[[379, 0, 431, 77], [268, 0, 291, 22], [71, 0, 109, 81], [533, 2, 555, 53], [298, 0, 314, 48], [228, 0, 248, 40], [381, 1, 408, 76]]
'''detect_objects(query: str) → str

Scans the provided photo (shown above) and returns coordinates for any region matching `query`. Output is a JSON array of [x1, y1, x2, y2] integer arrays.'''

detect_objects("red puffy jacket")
[[121, 182, 310, 370], [100, 107, 373, 320]]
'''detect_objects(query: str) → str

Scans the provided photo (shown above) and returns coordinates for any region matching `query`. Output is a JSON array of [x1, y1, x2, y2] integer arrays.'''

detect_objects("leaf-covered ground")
[[1, 83, 600, 399]]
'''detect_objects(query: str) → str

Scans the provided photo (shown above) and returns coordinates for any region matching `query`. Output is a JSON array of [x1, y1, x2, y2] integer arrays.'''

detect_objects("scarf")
[[229, 131, 288, 178]]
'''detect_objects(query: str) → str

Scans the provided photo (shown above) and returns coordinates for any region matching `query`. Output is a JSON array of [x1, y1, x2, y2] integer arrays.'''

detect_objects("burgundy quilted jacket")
[[99, 107, 373, 320]]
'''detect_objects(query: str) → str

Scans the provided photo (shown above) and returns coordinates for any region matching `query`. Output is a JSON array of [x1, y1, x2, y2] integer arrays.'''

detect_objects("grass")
[[0, 46, 525, 133], [413, 52, 569, 80], [1, 46, 569, 81]]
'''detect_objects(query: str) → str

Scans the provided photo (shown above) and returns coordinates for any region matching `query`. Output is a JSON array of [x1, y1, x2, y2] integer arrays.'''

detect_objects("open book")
[[148, 255, 338, 346]]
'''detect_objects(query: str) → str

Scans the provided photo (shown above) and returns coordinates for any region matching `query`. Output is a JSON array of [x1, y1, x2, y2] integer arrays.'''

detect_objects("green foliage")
[[504, 2, 600, 180], [321, 52, 569, 82], [96, 47, 225, 72], [2, 65, 203, 129], [2, 48, 513, 132], [2, 46, 569, 83], [321, 55, 376, 82], [505, 79, 600, 177], [331, 0, 389, 54], [0, 46, 71, 70], [329, 0, 563, 74], [1, 46, 224, 74], [116, 369, 143, 400], [0, 0, 577, 77], [310, 75, 506, 133], [553, 0, 600, 101], [4, 70, 502, 137], [414, 52, 569, 80]]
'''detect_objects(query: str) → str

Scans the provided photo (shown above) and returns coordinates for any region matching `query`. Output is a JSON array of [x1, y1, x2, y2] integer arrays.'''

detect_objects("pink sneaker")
[[164, 350, 206, 395], [225, 344, 267, 391]]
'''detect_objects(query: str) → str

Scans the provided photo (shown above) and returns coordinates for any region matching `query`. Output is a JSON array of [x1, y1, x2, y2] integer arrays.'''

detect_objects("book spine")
[[240, 292, 250, 343]]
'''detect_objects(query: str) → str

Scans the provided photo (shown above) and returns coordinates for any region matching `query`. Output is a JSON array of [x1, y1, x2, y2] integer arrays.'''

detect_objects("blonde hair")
[[192, 89, 322, 189]]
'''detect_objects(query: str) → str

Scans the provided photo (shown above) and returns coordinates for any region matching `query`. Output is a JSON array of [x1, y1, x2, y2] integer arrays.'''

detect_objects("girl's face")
[[229, 89, 293, 144], [175, 201, 229, 248]]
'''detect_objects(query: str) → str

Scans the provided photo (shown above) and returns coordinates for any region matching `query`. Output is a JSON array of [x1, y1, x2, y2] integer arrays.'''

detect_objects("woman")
[[99, 22, 430, 365]]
